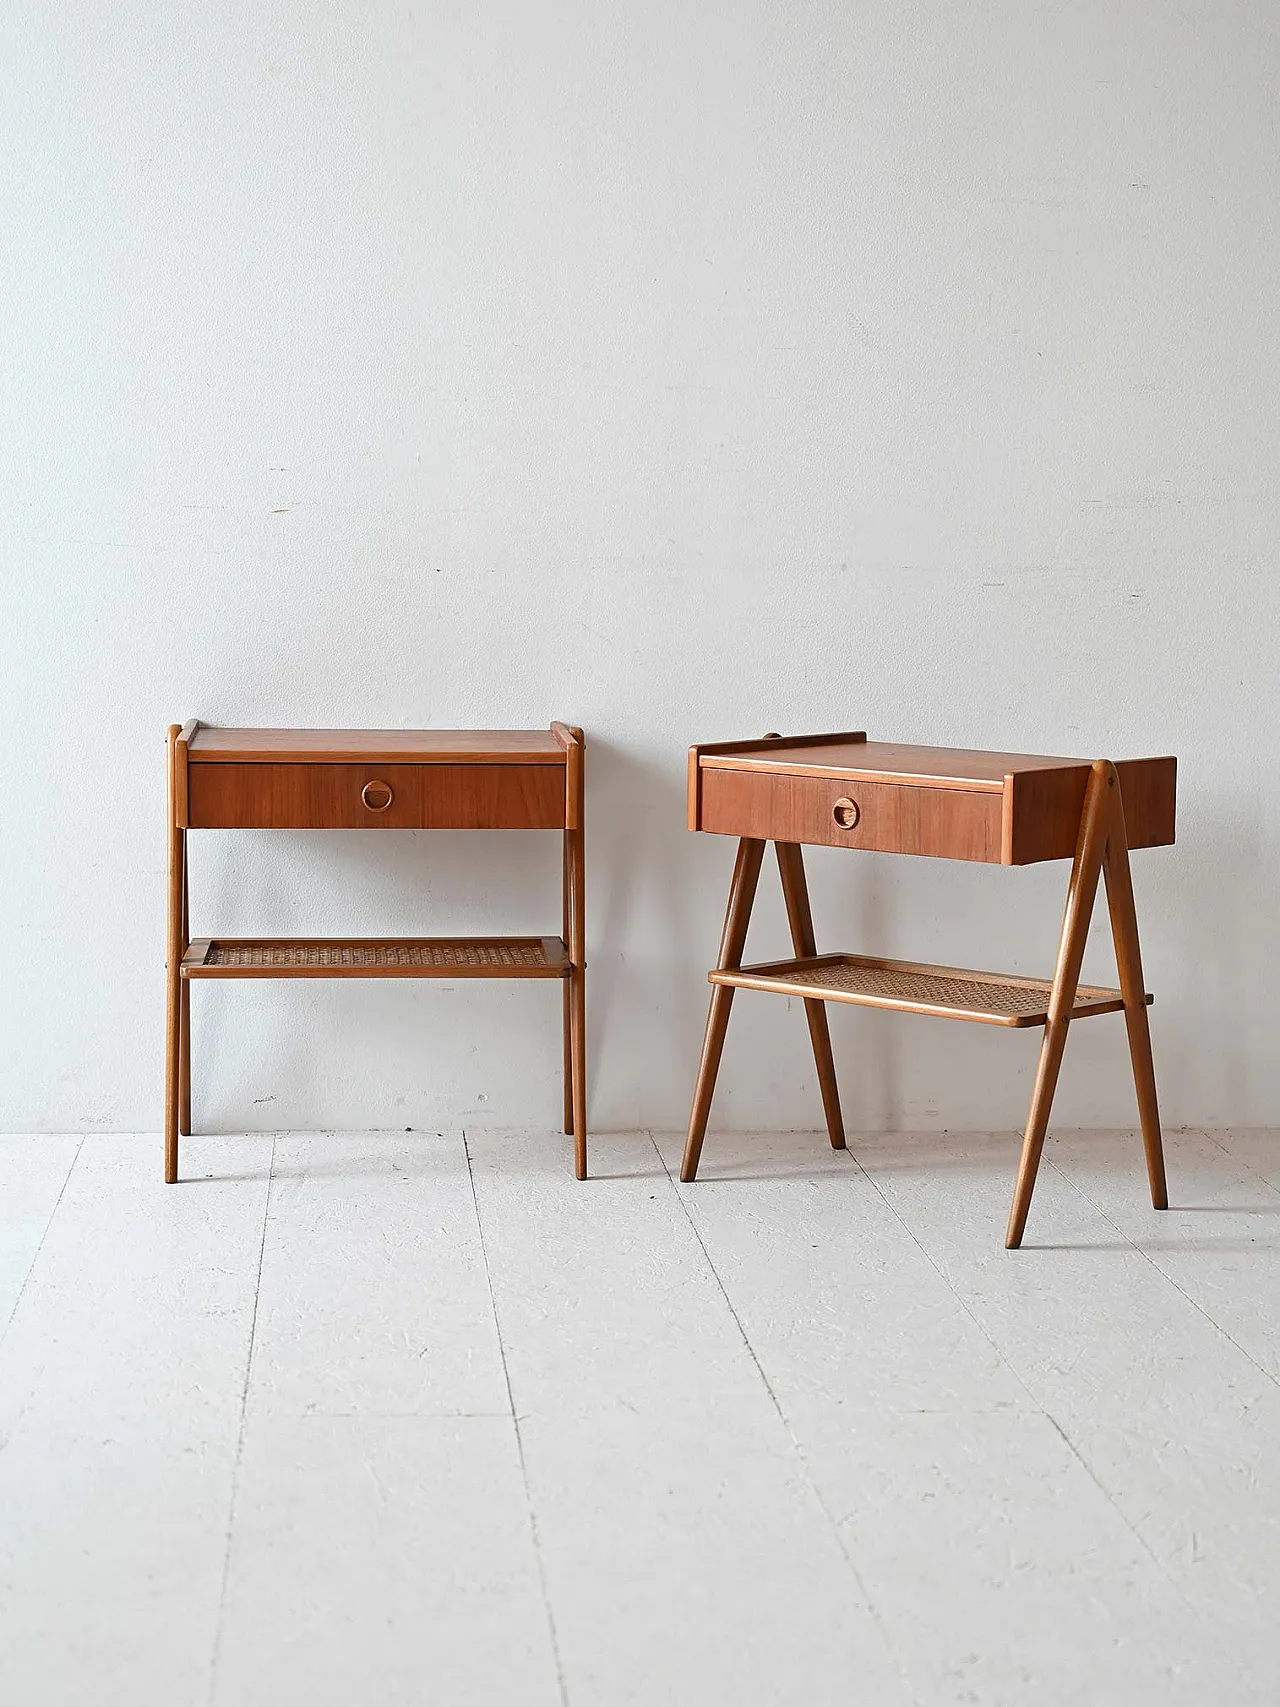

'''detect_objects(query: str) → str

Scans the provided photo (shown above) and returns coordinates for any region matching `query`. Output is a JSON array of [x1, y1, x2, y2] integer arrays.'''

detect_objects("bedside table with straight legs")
[[164, 722, 587, 1180]]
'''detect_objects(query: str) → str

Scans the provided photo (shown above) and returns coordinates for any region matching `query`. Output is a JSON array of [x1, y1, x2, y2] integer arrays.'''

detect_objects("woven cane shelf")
[[181, 936, 570, 979], [710, 953, 1150, 1029]]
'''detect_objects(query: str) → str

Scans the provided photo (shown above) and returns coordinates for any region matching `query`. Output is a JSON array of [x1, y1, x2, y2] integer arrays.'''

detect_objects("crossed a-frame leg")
[[1005, 759, 1168, 1248], [680, 838, 844, 1183]]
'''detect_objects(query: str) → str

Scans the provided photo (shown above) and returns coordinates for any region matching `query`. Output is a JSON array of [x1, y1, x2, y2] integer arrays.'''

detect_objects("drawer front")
[[187, 764, 565, 830], [698, 768, 1002, 861]]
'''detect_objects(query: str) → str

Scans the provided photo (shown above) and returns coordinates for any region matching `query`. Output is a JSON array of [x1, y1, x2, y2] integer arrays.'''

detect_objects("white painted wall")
[[2, 1, 1277, 1138]]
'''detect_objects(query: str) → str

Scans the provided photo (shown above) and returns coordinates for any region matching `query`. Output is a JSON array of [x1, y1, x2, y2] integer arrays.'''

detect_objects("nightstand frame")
[[682, 731, 1175, 1247], [164, 721, 586, 1181]]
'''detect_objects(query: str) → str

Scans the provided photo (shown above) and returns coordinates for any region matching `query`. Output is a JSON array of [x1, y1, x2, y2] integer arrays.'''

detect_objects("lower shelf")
[[181, 936, 570, 979], [710, 952, 1149, 1028]]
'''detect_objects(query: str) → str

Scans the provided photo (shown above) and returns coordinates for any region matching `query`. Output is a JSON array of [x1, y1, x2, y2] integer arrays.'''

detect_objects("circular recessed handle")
[[832, 796, 860, 830], [361, 778, 394, 813]]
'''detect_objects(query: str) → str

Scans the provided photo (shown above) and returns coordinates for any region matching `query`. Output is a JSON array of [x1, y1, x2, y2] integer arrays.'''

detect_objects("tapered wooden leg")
[[775, 842, 845, 1150], [1007, 1016, 1070, 1250], [680, 837, 766, 1182], [179, 858, 191, 1136], [567, 822, 587, 1178], [1006, 763, 1112, 1248], [562, 831, 574, 1137], [1103, 786, 1168, 1210], [164, 727, 183, 1184], [570, 962, 586, 1179], [562, 981, 574, 1137]]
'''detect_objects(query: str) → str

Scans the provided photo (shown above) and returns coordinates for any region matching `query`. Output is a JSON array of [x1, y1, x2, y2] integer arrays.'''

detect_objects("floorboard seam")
[[809, 1139, 1150, 1590], [1031, 1168, 1266, 1685], [206, 1131, 276, 1707], [1201, 1128, 1280, 1200], [836, 1136, 1048, 1411], [1038, 1404, 1208, 1595], [838, 1140, 1193, 1592], [0, 1136, 84, 1351], [651, 1133, 919, 1705], [463, 1128, 569, 1707], [1048, 1157, 1280, 1393]]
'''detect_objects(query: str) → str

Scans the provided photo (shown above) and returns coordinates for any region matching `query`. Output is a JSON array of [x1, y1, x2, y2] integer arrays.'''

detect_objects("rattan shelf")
[[709, 952, 1148, 1029], [181, 936, 570, 979]]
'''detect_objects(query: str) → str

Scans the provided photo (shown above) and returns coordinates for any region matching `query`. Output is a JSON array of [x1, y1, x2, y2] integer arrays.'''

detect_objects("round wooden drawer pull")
[[832, 796, 860, 830], [361, 779, 395, 812]]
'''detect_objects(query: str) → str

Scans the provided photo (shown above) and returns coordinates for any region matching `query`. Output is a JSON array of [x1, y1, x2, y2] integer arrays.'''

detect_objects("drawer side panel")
[[1004, 757, 1177, 863]]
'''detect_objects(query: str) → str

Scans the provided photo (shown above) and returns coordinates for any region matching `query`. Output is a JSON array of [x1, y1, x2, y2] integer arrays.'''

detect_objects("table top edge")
[[186, 727, 570, 763], [695, 738, 1176, 789]]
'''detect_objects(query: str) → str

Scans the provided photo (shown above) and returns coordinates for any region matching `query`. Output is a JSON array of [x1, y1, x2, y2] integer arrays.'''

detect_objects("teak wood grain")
[[775, 843, 845, 1149], [166, 722, 588, 1183], [681, 836, 767, 1183], [186, 763, 565, 830], [699, 768, 1003, 861], [689, 733, 1175, 864], [164, 722, 192, 1184], [1001, 757, 1176, 863], [551, 724, 588, 1177], [696, 737, 1152, 787], [681, 730, 1173, 1248], [1006, 762, 1117, 1246]]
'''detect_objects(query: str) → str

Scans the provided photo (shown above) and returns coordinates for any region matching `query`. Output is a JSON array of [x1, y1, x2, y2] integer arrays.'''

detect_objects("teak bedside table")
[[682, 732, 1177, 1247], [164, 723, 586, 1181]]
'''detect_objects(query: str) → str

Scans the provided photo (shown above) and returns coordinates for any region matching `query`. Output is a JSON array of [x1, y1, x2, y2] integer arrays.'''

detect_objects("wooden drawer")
[[186, 763, 566, 830], [698, 767, 1003, 861]]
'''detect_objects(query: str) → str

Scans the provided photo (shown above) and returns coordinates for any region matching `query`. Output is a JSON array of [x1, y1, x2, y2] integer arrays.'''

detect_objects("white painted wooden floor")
[[2, 1126, 1278, 1706]]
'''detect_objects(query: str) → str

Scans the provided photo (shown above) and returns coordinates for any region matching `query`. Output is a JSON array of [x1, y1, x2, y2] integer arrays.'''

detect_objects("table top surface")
[[187, 727, 568, 764], [696, 735, 1159, 790]]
